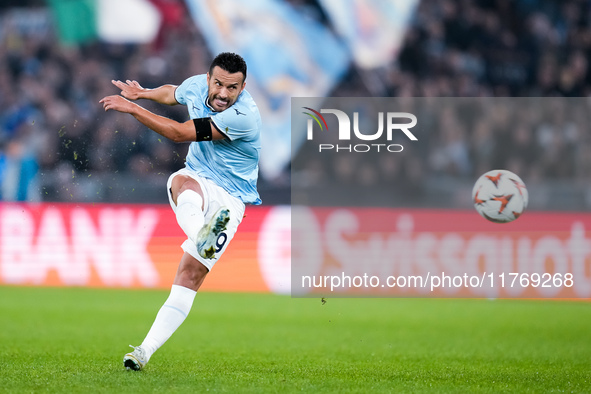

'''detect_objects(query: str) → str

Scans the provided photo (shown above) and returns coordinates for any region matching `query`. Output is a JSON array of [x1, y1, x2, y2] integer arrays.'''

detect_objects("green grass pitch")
[[0, 286, 589, 393]]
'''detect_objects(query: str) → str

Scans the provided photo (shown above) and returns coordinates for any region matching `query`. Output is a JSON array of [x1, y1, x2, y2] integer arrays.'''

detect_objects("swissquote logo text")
[[303, 107, 417, 152]]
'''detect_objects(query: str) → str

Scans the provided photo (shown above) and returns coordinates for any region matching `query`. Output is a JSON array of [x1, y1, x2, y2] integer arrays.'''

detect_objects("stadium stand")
[[1, 0, 590, 208]]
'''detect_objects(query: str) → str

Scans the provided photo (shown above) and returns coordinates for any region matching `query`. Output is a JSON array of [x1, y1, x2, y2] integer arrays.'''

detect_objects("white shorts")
[[167, 168, 245, 271]]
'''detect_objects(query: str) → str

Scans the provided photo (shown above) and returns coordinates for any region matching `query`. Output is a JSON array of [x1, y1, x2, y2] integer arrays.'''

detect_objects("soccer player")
[[100, 52, 262, 370]]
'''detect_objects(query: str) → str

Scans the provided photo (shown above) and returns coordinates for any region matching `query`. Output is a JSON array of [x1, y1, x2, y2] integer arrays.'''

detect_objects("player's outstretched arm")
[[100, 95, 225, 142], [112, 80, 178, 105]]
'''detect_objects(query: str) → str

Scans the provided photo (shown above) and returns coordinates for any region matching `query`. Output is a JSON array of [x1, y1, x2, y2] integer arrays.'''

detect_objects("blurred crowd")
[[0, 0, 207, 202], [311, 0, 591, 204], [294, 96, 591, 208], [399, 0, 591, 97], [1, 0, 591, 205]]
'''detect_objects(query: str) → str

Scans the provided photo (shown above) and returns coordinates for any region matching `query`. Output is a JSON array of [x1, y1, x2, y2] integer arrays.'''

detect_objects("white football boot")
[[123, 345, 147, 371], [196, 207, 230, 259]]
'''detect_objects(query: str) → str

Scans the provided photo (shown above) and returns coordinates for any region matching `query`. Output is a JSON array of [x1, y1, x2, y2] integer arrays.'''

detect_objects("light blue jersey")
[[174, 74, 262, 205]]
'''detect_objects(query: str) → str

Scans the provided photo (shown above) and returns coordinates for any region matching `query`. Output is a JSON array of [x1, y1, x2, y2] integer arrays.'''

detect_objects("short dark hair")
[[209, 52, 247, 80]]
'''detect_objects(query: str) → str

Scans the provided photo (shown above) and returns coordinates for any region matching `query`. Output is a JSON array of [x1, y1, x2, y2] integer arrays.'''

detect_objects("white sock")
[[175, 190, 205, 244], [140, 285, 197, 360]]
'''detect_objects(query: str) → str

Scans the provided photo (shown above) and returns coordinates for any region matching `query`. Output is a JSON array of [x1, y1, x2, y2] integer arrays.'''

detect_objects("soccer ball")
[[472, 169, 528, 223]]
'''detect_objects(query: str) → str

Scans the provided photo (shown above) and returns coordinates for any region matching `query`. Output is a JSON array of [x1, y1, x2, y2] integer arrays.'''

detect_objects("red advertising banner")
[[292, 208, 591, 298], [2, 203, 591, 298], [0, 203, 290, 293]]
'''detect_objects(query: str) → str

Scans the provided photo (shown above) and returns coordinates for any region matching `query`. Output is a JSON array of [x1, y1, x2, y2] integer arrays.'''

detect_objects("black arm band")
[[193, 118, 213, 141]]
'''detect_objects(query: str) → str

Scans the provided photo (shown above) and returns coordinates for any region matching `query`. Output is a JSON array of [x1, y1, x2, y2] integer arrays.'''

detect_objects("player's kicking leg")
[[122, 171, 238, 370], [169, 173, 231, 260]]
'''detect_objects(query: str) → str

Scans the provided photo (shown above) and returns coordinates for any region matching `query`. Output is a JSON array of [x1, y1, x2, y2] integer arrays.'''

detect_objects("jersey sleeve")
[[210, 106, 258, 141], [174, 76, 197, 106]]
